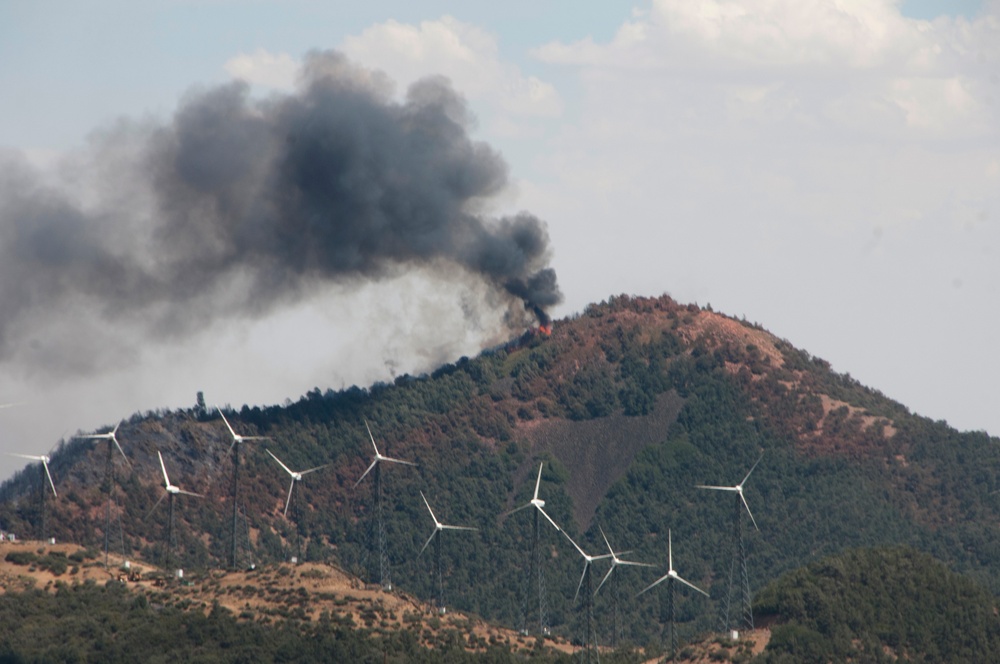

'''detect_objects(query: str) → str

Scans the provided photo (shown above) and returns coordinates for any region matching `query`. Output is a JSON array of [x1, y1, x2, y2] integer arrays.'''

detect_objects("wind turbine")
[[218, 406, 269, 570], [78, 422, 130, 469], [77, 422, 130, 568], [9, 453, 57, 541], [506, 462, 563, 636], [638, 529, 709, 657], [418, 491, 478, 613], [354, 419, 415, 590], [594, 527, 654, 649], [265, 449, 327, 562], [148, 450, 203, 569], [697, 453, 763, 632], [561, 530, 612, 663], [266, 449, 328, 518]]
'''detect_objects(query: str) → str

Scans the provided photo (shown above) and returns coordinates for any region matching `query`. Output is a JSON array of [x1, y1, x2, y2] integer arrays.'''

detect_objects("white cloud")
[[224, 48, 298, 91], [341, 16, 563, 119], [512, 0, 1000, 437]]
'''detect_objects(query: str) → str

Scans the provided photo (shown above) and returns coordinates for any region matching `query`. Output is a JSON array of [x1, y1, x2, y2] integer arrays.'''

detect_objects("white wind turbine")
[[78, 422, 130, 469], [418, 490, 478, 613], [354, 420, 417, 487], [697, 453, 763, 632], [9, 453, 57, 498], [696, 454, 763, 530], [149, 450, 203, 568], [354, 419, 416, 589], [9, 452, 57, 541], [594, 526, 654, 649], [217, 406, 269, 570], [506, 462, 563, 636], [638, 529, 709, 656], [266, 449, 328, 518], [78, 421, 131, 568], [562, 529, 612, 663]]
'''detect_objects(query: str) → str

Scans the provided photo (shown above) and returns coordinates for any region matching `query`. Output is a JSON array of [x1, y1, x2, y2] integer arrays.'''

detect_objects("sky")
[[0, 0, 997, 482]]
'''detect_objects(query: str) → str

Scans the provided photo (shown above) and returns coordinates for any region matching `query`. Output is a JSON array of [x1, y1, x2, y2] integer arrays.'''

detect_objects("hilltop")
[[2, 293, 999, 654]]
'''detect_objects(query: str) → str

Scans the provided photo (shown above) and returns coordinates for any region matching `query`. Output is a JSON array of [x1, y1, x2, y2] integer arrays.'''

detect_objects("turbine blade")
[[299, 464, 328, 475], [381, 455, 416, 467], [419, 530, 437, 555], [618, 559, 655, 568], [740, 453, 764, 487], [145, 491, 168, 521], [560, 529, 587, 559], [533, 462, 544, 501], [440, 525, 478, 532], [364, 420, 381, 456], [599, 526, 614, 556], [42, 460, 57, 498], [505, 502, 530, 516], [354, 459, 378, 487], [574, 562, 589, 603], [675, 574, 710, 597], [536, 506, 562, 533], [668, 529, 673, 572], [637, 574, 670, 596], [741, 493, 760, 530], [113, 438, 132, 469], [9, 452, 42, 460], [420, 491, 440, 526], [283, 480, 295, 517], [266, 449, 294, 477], [594, 565, 615, 596], [217, 407, 238, 439], [157, 451, 170, 488], [695, 484, 737, 491], [177, 489, 203, 498]]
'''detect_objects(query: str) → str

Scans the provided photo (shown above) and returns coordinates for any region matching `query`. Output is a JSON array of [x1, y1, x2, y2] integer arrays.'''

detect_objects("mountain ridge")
[[2, 293, 998, 651]]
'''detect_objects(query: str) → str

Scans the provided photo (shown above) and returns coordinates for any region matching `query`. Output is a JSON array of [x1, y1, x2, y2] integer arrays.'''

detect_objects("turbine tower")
[[697, 453, 763, 633], [9, 453, 57, 541], [594, 527, 654, 649], [507, 462, 563, 637], [418, 491, 478, 613], [78, 422, 130, 568], [561, 530, 612, 664], [638, 529, 709, 656], [218, 407, 268, 570], [265, 449, 327, 561], [148, 450, 203, 569], [354, 420, 415, 590]]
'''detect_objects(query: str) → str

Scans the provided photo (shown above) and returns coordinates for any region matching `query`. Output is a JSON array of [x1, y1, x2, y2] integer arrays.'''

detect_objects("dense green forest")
[[754, 547, 1000, 663], [2, 294, 999, 652], [0, 578, 575, 663]]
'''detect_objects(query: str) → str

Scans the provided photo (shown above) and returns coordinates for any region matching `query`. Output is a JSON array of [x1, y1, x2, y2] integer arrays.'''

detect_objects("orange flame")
[[539, 324, 553, 336]]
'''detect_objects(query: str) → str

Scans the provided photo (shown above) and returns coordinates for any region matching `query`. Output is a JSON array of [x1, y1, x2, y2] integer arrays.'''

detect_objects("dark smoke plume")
[[0, 50, 562, 374]]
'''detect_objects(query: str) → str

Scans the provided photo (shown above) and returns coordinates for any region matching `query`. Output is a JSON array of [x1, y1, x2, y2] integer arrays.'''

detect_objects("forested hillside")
[[753, 547, 1000, 663], [2, 294, 999, 650]]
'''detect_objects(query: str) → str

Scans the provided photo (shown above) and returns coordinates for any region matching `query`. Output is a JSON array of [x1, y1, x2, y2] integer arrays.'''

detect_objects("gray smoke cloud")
[[0, 50, 561, 376]]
